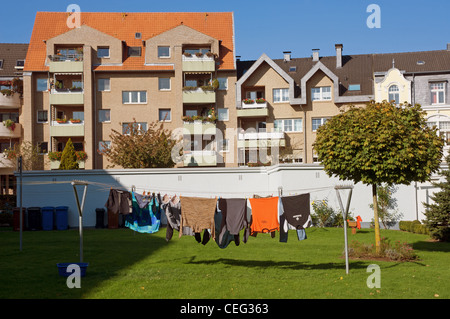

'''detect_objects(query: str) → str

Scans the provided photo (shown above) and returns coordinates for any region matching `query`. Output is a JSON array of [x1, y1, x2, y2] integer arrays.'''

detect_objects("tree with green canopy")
[[423, 155, 450, 241], [59, 138, 79, 170], [313, 100, 444, 253]]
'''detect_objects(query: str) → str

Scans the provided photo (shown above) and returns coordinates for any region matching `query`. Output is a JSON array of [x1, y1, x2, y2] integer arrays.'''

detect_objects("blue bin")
[[41, 207, 55, 231], [55, 206, 68, 230]]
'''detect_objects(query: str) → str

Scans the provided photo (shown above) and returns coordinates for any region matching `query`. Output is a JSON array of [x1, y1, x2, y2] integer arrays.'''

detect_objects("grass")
[[0, 226, 449, 299]]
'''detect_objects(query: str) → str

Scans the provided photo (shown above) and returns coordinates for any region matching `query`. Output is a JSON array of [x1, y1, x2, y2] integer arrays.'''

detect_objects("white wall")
[[16, 164, 440, 229]]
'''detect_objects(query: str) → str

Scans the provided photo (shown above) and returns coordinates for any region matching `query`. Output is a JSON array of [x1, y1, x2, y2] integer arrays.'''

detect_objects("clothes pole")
[[72, 181, 88, 263], [335, 185, 353, 275]]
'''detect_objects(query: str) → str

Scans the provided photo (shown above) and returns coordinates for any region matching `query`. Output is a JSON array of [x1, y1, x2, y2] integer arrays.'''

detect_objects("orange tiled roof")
[[24, 12, 235, 72]]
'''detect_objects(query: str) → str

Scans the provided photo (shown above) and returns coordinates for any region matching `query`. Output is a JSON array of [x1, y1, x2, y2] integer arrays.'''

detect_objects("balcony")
[[0, 154, 15, 170], [50, 121, 84, 137], [50, 160, 85, 170], [237, 131, 286, 148], [183, 88, 216, 104], [0, 122, 21, 138], [50, 89, 84, 105], [183, 122, 217, 135], [0, 93, 21, 109], [49, 54, 84, 73], [183, 151, 217, 167], [182, 54, 215, 72], [237, 100, 268, 117]]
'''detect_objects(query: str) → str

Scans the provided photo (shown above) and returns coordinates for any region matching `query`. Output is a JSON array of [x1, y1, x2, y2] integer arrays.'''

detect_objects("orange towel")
[[249, 197, 279, 235]]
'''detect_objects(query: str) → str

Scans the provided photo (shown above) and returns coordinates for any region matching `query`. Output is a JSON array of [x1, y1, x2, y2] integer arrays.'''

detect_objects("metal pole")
[[335, 185, 353, 275], [72, 181, 88, 263], [18, 156, 22, 252]]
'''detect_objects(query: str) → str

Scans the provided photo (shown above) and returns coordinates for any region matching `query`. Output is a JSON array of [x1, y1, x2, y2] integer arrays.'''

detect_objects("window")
[[217, 78, 228, 90], [0, 112, 19, 122], [289, 66, 297, 72], [159, 109, 171, 122], [128, 47, 141, 57], [185, 80, 197, 87], [99, 141, 111, 152], [73, 143, 84, 152], [185, 110, 197, 117], [158, 78, 171, 91], [311, 86, 332, 101], [0, 59, 3, 69], [72, 81, 83, 89], [158, 46, 170, 58], [218, 108, 229, 121], [135, 32, 142, 39], [348, 84, 361, 91], [431, 82, 445, 105], [38, 142, 48, 154], [36, 78, 47, 92], [388, 85, 400, 105], [122, 122, 147, 134], [72, 111, 84, 121], [273, 88, 289, 103], [274, 119, 302, 132], [220, 139, 229, 152], [312, 118, 328, 131], [97, 47, 110, 58], [15, 60, 25, 68], [122, 91, 147, 104], [98, 110, 111, 123], [98, 79, 110, 91], [37, 111, 48, 123]]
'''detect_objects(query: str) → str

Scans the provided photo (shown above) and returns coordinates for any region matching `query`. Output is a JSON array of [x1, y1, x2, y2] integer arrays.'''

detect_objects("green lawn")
[[0, 226, 448, 299]]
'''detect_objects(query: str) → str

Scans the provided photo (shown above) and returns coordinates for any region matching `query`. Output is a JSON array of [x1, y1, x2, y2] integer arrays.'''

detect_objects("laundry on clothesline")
[[104, 187, 314, 248]]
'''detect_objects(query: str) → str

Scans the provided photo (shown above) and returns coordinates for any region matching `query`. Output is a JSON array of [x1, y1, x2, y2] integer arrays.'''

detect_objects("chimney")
[[283, 51, 291, 62], [236, 55, 241, 62], [447, 43, 450, 51], [335, 44, 343, 68], [312, 49, 320, 62]]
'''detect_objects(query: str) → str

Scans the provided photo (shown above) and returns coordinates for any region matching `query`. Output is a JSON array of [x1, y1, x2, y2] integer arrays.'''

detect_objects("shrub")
[[59, 138, 79, 170], [312, 199, 336, 227], [347, 237, 418, 261]]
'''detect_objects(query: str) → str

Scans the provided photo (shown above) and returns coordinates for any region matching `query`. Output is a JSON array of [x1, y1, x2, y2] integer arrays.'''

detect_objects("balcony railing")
[[183, 150, 217, 167], [49, 54, 84, 73], [0, 93, 21, 109], [50, 121, 84, 137], [50, 89, 84, 105], [182, 54, 215, 72], [0, 122, 21, 138], [241, 100, 267, 109], [182, 87, 216, 104], [49, 54, 83, 62], [237, 131, 286, 148], [238, 131, 285, 140]]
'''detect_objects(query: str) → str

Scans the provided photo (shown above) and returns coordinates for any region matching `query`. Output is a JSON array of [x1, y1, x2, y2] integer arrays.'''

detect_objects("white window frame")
[[158, 78, 171, 91], [98, 109, 111, 123], [98, 78, 110, 92], [158, 109, 171, 122], [388, 85, 400, 105], [37, 110, 48, 123], [217, 108, 229, 121], [311, 86, 332, 101], [122, 91, 147, 104], [36, 78, 48, 92], [97, 47, 110, 58], [158, 46, 171, 58], [217, 77, 228, 90], [312, 118, 329, 132], [430, 82, 446, 105], [99, 141, 111, 152], [220, 139, 229, 153], [37, 141, 48, 155], [274, 119, 302, 133], [273, 88, 289, 103], [122, 122, 147, 135]]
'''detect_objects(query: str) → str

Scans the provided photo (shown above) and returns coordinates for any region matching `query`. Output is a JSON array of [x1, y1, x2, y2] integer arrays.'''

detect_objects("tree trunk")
[[372, 184, 381, 254]]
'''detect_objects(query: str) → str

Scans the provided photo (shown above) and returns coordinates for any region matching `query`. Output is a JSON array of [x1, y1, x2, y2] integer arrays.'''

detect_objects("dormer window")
[[135, 32, 142, 39], [0, 60, 3, 69], [97, 47, 110, 58], [128, 47, 141, 57], [15, 60, 25, 69]]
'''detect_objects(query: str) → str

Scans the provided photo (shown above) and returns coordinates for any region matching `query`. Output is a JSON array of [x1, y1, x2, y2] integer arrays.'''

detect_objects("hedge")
[[399, 220, 429, 235]]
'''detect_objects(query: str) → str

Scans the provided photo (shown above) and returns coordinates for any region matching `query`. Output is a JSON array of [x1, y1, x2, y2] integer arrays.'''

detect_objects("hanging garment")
[[125, 192, 161, 234], [279, 194, 312, 243], [249, 196, 279, 237], [179, 196, 217, 242], [105, 189, 132, 215], [215, 198, 250, 249], [161, 194, 194, 241]]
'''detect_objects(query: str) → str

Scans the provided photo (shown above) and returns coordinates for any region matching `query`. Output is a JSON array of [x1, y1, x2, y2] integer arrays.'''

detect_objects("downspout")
[[93, 70, 96, 169]]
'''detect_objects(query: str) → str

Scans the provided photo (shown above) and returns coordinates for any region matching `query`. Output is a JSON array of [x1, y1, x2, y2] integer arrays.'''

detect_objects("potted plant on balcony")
[[195, 52, 203, 58], [48, 151, 62, 162], [243, 98, 255, 104], [183, 52, 192, 57], [75, 151, 88, 162], [3, 119, 16, 132], [255, 98, 266, 104], [56, 118, 68, 124], [70, 118, 82, 124]]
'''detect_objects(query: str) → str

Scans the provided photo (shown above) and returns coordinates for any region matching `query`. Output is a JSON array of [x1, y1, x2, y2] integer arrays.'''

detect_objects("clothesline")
[[19, 179, 337, 197]]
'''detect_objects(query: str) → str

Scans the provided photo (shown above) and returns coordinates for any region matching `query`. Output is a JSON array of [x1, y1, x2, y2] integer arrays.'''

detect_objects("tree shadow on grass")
[[185, 257, 381, 271], [412, 240, 450, 253]]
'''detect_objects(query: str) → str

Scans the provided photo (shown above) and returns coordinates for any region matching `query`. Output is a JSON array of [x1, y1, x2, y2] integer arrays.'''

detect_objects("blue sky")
[[1, 0, 449, 60]]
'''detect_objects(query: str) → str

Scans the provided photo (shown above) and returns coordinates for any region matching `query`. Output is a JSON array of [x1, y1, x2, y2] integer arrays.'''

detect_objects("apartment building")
[[22, 12, 237, 169], [372, 44, 450, 157], [235, 45, 374, 165], [0, 43, 28, 194]]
